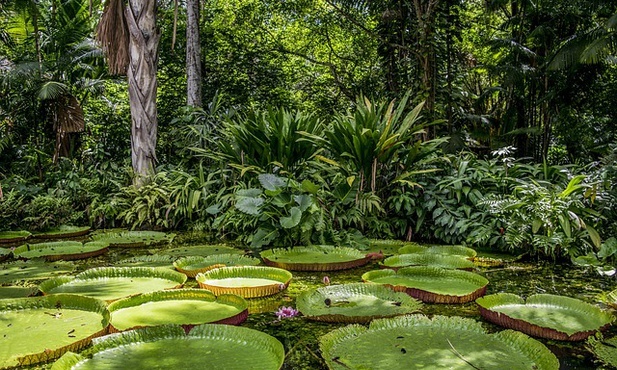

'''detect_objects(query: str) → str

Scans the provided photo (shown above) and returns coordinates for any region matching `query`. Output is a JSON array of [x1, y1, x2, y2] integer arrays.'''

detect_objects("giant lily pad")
[[297, 283, 422, 323], [13, 241, 109, 261], [261, 246, 371, 271], [32, 226, 91, 240], [153, 244, 243, 257], [476, 293, 614, 341], [0, 231, 31, 245], [91, 230, 175, 248], [107, 289, 248, 332], [0, 247, 10, 262], [380, 253, 475, 270], [39, 267, 187, 302], [0, 286, 38, 299], [0, 294, 109, 368], [51, 324, 285, 370], [196, 266, 292, 298], [174, 254, 261, 277], [362, 266, 488, 304], [398, 244, 477, 258], [116, 255, 176, 269], [0, 260, 76, 284], [319, 315, 559, 370]]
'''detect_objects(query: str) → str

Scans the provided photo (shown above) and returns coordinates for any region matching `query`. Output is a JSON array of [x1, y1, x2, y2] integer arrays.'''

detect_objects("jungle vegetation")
[[0, 0, 616, 263]]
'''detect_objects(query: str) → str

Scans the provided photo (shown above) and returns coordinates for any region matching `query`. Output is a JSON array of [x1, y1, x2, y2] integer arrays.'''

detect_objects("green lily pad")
[[32, 226, 91, 239], [398, 244, 477, 258], [108, 289, 248, 332], [0, 247, 10, 262], [0, 294, 109, 368], [362, 266, 488, 304], [51, 324, 285, 370], [116, 255, 176, 269], [0, 286, 38, 299], [319, 315, 559, 370], [0, 261, 76, 284], [476, 293, 614, 341], [261, 246, 371, 271], [174, 254, 261, 277], [153, 244, 243, 257], [196, 266, 292, 298], [588, 334, 617, 368], [0, 230, 31, 245], [297, 283, 422, 323], [13, 241, 109, 261], [380, 253, 476, 270], [91, 230, 176, 248], [39, 267, 187, 302]]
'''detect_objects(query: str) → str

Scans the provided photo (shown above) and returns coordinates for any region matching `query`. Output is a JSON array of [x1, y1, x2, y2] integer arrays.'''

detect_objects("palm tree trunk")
[[125, 0, 159, 186], [186, 0, 202, 107]]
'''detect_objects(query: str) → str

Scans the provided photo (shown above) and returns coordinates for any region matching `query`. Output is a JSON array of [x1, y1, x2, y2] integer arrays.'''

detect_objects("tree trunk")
[[186, 0, 202, 107], [125, 0, 159, 186]]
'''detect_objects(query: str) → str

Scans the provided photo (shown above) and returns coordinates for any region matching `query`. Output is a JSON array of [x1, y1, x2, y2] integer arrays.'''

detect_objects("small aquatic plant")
[[322, 276, 330, 285], [275, 306, 299, 320]]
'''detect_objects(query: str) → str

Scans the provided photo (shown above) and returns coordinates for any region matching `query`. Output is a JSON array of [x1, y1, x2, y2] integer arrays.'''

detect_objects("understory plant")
[[479, 175, 601, 258], [217, 173, 331, 250]]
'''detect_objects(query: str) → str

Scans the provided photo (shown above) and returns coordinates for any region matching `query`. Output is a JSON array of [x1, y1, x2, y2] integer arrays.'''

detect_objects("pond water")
[[5, 234, 617, 370]]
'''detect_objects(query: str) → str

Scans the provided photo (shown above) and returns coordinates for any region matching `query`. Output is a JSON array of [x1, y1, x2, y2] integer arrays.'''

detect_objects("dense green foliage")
[[0, 0, 615, 262]]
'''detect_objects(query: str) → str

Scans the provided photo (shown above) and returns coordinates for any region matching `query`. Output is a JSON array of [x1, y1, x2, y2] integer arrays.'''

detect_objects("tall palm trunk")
[[186, 0, 202, 107], [96, 0, 159, 187], [126, 0, 159, 186]]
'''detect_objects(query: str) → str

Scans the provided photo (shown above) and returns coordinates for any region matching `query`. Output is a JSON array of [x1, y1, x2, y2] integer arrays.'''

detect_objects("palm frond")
[[37, 81, 69, 100]]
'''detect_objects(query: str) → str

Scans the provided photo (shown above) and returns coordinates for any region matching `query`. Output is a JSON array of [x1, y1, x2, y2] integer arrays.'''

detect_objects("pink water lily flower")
[[275, 306, 299, 320]]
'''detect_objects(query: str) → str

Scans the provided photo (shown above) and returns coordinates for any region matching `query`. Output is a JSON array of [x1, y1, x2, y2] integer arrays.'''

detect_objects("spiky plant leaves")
[[51, 324, 285, 370], [477, 293, 613, 341], [297, 283, 421, 323], [319, 315, 559, 370]]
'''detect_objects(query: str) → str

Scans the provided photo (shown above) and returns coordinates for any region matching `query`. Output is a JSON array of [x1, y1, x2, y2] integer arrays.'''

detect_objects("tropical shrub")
[[23, 193, 78, 230], [0, 190, 27, 231], [479, 175, 601, 258], [215, 173, 332, 250]]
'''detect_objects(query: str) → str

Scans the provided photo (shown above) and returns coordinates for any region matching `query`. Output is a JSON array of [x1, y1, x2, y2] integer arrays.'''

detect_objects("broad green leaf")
[[294, 194, 313, 211], [258, 174, 286, 191], [235, 197, 263, 215], [532, 219, 543, 234], [301, 179, 319, 194], [250, 228, 279, 249], [587, 225, 602, 249], [280, 207, 302, 229]]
